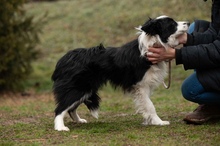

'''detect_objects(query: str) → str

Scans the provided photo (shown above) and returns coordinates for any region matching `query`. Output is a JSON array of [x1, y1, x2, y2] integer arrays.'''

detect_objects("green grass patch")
[[22, 0, 210, 92], [1, 0, 219, 145], [1, 92, 220, 145]]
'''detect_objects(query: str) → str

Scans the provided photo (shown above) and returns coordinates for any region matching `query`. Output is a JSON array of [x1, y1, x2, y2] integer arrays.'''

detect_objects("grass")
[[1, 92, 220, 146], [1, 0, 220, 145]]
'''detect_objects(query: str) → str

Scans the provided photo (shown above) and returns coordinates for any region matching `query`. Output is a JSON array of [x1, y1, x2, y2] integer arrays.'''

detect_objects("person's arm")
[[186, 29, 218, 46], [179, 40, 220, 70], [147, 33, 220, 70]]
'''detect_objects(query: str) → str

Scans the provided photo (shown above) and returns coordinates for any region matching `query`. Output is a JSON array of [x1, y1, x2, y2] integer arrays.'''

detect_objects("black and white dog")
[[52, 15, 189, 131]]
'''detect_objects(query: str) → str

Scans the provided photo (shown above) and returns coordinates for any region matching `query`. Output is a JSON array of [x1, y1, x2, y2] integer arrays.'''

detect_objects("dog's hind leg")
[[68, 106, 88, 123], [68, 92, 100, 123], [54, 91, 92, 131], [54, 108, 70, 131], [84, 92, 101, 119], [67, 92, 94, 124], [54, 101, 80, 131]]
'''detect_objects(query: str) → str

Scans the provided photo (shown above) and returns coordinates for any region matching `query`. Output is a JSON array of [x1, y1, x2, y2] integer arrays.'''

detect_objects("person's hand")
[[146, 32, 187, 64], [146, 47, 175, 64]]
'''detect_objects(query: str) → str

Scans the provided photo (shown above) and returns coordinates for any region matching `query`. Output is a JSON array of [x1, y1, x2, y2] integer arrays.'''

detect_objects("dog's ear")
[[141, 18, 161, 36]]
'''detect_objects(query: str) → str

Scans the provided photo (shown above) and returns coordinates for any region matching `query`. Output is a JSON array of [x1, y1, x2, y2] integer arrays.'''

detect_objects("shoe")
[[183, 104, 220, 124]]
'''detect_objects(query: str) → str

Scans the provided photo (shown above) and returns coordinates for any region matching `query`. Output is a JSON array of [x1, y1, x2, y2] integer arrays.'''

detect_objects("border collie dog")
[[52, 15, 189, 131]]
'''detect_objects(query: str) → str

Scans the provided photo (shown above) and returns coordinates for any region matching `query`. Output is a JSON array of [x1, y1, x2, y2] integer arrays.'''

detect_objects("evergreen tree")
[[0, 0, 42, 91]]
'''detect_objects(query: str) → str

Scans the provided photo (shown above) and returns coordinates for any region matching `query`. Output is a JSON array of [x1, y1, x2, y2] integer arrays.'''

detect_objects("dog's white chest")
[[137, 62, 167, 89]]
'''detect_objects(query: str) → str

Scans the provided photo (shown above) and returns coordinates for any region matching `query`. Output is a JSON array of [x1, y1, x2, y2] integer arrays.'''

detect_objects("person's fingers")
[[149, 47, 162, 52], [147, 52, 160, 58], [153, 44, 162, 47], [146, 55, 160, 64]]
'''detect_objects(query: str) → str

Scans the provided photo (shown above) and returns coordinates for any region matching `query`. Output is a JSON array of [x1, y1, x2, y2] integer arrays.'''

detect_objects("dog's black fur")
[[142, 18, 178, 42], [52, 40, 152, 115], [52, 17, 178, 114], [52, 16, 188, 131]]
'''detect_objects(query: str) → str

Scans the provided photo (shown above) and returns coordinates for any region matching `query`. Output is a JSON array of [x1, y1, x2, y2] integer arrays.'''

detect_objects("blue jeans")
[[187, 22, 195, 34], [181, 22, 220, 104], [181, 72, 220, 104]]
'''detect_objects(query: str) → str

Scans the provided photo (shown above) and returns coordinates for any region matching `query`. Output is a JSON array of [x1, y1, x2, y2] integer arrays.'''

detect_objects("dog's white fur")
[[132, 15, 188, 125], [54, 15, 189, 131]]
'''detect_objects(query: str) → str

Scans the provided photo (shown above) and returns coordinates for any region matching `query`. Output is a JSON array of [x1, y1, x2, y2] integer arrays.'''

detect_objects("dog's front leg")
[[141, 97, 170, 126], [133, 87, 170, 126]]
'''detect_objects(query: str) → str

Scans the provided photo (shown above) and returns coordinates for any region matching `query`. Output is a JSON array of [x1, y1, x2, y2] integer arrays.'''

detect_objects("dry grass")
[[1, 91, 220, 146], [1, 0, 220, 145]]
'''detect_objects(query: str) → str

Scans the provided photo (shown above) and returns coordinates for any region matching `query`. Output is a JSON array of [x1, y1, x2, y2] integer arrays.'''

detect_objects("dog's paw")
[[142, 120, 170, 126], [77, 118, 87, 123], [142, 114, 170, 126], [55, 126, 70, 131], [160, 120, 170, 125]]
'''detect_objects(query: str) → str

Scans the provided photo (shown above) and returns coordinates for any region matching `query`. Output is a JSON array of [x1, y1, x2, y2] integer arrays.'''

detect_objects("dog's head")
[[137, 15, 189, 56], [141, 15, 189, 45]]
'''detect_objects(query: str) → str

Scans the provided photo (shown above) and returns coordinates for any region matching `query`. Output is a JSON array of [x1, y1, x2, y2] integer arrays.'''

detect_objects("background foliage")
[[23, 0, 211, 92], [0, 0, 43, 91], [0, 0, 212, 92], [1, 0, 220, 146]]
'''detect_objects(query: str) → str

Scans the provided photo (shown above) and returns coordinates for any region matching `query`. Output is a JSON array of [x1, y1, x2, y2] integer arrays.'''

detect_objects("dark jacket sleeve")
[[185, 27, 218, 45], [175, 0, 220, 70], [176, 38, 220, 70]]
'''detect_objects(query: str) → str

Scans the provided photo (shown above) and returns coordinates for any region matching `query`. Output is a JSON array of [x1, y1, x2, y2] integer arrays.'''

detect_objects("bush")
[[30, 0, 57, 1], [0, 0, 42, 91]]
